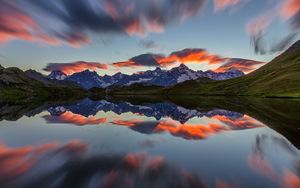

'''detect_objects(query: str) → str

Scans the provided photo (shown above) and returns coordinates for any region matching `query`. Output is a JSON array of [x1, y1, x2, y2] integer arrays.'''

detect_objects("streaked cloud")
[[43, 61, 108, 75], [214, 0, 241, 12], [113, 48, 224, 68], [215, 58, 266, 73], [0, 0, 206, 47], [247, 0, 300, 54]]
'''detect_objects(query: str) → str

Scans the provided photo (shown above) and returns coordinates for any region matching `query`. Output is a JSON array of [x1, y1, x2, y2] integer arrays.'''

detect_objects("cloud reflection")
[[43, 111, 107, 126], [248, 134, 300, 188], [112, 115, 263, 140], [0, 141, 205, 188]]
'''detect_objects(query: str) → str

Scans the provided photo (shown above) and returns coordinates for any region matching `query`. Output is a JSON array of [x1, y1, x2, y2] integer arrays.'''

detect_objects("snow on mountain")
[[64, 70, 108, 89], [48, 70, 67, 80], [47, 65, 245, 89]]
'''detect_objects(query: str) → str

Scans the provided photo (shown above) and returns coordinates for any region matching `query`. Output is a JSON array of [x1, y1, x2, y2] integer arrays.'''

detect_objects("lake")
[[0, 97, 299, 188]]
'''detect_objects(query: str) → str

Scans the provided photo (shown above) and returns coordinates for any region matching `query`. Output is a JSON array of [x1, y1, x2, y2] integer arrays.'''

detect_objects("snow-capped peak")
[[48, 70, 67, 80]]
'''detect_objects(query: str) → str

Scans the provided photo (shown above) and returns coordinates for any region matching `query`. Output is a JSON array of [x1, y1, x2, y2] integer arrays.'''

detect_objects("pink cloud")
[[280, 0, 300, 19], [43, 61, 108, 75], [214, 0, 241, 12]]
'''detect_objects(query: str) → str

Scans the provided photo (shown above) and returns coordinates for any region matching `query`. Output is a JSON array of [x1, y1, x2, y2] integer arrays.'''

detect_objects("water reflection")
[[0, 97, 300, 188], [0, 141, 204, 188], [248, 135, 300, 188], [42, 99, 264, 140], [46, 98, 246, 123]]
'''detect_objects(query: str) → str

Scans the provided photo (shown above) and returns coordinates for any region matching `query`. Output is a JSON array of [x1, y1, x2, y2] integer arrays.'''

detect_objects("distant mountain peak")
[[82, 69, 96, 73], [178, 63, 189, 69], [227, 69, 244, 74], [48, 70, 67, 80], [154, 67, 162, 72]]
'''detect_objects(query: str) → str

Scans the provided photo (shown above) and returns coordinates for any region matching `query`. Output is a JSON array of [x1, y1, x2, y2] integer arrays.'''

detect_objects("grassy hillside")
[[0, 66, 86, 103]]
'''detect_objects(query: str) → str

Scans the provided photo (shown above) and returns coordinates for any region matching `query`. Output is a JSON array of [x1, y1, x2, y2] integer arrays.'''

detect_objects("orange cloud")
[[43, 61, 108, 75], [158, 49, 224, 67], [215, 59, 266, 73], [214, 0, 240, 12], [113, 49, 224, 68], [43, 111, 107, 126], [0, 6, 38, 44], [112, 61, 140, 68], [280, 0, 300, 20]]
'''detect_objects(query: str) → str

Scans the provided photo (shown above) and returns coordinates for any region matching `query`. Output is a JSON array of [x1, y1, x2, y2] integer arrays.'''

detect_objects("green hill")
[[0, 65, 86, 103]]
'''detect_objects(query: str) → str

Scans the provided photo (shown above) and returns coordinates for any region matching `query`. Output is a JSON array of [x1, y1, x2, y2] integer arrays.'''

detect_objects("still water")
[[0, 97, 299, 188]]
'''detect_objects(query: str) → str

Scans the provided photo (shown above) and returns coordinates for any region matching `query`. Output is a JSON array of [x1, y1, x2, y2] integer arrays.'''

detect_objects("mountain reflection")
[[46, 98, 245, 123], [0, 141, 204, 188], [42, 99, 264, 140]]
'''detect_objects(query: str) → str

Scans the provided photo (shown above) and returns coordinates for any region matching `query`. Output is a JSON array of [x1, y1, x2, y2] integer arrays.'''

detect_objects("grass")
[[0, 86, 87, 104], [0, 88, 29, 102]]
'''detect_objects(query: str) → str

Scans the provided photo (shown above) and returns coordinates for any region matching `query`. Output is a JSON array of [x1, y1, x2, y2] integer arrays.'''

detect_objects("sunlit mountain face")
[[0, 98, 300, 188]]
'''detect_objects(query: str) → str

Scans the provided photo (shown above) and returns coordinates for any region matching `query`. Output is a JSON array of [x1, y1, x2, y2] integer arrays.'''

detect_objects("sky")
[[0, 0, 300, 75]]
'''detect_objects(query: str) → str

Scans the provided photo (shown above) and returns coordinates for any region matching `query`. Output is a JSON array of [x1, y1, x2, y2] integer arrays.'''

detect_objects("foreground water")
[[0, 97, 299, 188]]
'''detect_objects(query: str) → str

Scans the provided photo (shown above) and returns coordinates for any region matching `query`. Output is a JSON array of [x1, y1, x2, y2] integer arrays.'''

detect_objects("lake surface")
[[0, 97, 299, 188]]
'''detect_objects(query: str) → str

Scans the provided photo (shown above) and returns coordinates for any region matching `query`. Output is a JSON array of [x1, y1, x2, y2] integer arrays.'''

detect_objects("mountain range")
[[48, 64, 245, 89]]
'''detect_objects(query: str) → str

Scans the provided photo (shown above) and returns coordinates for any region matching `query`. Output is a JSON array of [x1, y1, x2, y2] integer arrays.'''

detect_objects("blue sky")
[[0, 0, 299, 75]]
